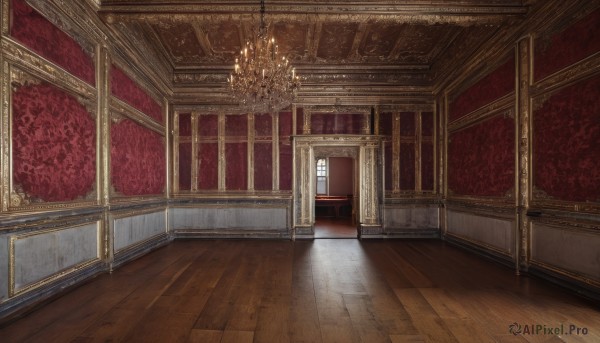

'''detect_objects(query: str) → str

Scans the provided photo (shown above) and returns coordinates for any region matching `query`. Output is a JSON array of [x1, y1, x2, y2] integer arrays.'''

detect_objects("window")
[[316, 158, 327, 195]]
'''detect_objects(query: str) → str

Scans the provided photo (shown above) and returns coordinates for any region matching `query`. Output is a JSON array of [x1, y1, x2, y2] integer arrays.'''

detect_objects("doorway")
[[314, 157, 356, 238], [292, 135, 383, 239]]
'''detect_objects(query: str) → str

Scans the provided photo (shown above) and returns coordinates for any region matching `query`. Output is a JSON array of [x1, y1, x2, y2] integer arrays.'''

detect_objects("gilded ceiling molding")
[[447, 93, 515, 133], [302, 104, 371, 114], [2, 40, 97, 101], [11, 67, 97, 116], [530, 53, 600, 97], [26, 0, 104, 54], [100, 2, 527, 26], [111, 21, 173, 94], [110, 98, 165, 134]]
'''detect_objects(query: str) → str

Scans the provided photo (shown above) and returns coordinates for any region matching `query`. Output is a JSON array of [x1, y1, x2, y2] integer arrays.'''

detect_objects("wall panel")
[[9, 222, 100, 296], [113, 210, 166, 252], [531, 223, 600, 284], [447, 210, 514, 256]]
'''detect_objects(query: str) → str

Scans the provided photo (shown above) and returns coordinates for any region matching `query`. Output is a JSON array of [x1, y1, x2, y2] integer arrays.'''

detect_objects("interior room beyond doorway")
[[314, 157, 356, 238]]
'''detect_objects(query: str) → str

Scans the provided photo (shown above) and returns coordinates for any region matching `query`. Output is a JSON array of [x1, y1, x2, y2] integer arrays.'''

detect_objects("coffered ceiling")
[[96, 1, 532, 106]]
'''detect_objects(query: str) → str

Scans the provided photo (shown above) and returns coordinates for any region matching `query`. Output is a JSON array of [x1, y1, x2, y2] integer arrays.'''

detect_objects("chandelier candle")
[[228, 0, 300, 112]]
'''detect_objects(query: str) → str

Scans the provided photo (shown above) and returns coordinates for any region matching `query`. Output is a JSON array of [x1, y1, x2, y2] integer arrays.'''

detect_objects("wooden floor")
[[314, 217, 357, 238], [1, 239, 599, 342]]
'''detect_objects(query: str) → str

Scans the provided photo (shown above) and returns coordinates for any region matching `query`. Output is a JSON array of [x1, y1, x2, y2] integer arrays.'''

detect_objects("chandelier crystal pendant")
[[228, 0, 300, 113]]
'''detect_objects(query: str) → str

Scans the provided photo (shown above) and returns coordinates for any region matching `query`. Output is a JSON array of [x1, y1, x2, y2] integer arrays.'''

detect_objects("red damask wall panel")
[[400, 112, 415, 136], [178, 143, 192, 191], [279, 111, 293, 137], [448, 115, 514, 196], [110, 65, 162, 123], [379, 113, 393, 137], [279, 112, 293, 191], [422, 142, 434, 191], [226, 143, 247, 190], [225, 115, 247, 137], [422, 112, 434, 136], [533, 75, 600, 202], [534, 7, 600, 81], [254, 143, 273, 191], [10, 0, 95, 85], [449, 54, 515, 122], [111, 120, 165, 196], [254, 113, 272, 137], [296, 108, 304, 135], [311, 113, 364, 134], [198, 143, 218, 190], [12, 82, 96, 202], [400, 143, 415, 190], [198, 114, 218, 137], [179, 113, 192, 136]]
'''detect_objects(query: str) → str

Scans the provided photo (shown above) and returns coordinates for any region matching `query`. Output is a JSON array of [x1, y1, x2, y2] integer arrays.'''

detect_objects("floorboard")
[[1, 239, 599, 343]]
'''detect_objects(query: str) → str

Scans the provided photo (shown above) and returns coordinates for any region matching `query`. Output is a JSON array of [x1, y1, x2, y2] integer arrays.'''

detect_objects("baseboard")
[[526, 266, 600, 304], [172, 229, 292, 240], [383, 228, 440, 239], [112, 233, 171, 270], [0, 261, 106, 327], [443, 234, 516, 270]]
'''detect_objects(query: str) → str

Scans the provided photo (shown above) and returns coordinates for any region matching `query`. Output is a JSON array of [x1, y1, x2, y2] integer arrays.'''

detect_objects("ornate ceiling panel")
[[97, 0, 533, 104]]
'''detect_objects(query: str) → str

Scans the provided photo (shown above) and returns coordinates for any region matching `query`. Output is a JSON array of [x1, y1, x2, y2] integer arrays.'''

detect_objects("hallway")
[[1, 239, 598, 342]]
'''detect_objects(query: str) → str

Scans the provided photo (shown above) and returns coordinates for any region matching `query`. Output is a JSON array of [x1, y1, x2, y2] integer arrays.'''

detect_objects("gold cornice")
[[108, 22, 172, 97], [100, 4, 527, 26], [110, 97, 165, 135], [531, 52, 600, 96], [3, 39, 97, 100], [447, 93, 515, 133]]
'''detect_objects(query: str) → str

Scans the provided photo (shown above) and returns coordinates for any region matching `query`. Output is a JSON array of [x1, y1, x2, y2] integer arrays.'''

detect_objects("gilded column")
[[303, 109, 311, 134], [392, 112, 401, 193], [172, 111, 180, 194], [164, 99, 171, 198], [97, 46, 110, 207], [292, 104, 297, 136], [272, 112, 280, 191], [218, 112, 226, 191], [0, 55, 9, 211], [247, 113, 255, 191], [191, 112, 199, 192], [516, 37, 532, 273], [415, 111, 422, 192], [97, 45, 110, 261]]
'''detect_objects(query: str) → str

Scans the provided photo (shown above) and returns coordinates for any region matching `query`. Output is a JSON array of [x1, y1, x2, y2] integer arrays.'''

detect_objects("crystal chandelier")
[[228, 0, 300, 113]]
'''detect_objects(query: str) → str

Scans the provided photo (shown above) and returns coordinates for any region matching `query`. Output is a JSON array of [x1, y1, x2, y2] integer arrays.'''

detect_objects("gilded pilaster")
[[363, 112, 371, 135], [441, 94, 449, 236], [97, 45, 110, 261], [516, 36, 532, 272], [247, 113, 255, 191], [0, 57, 8, 212], [164, 98, 171, 197], [191, 112, 198, 191], [415, 111, 422, 192], [97, 45, 110, 207], [392, 112, 401, 193], [303, 109, 311, 134], [172, 111, 180, 194], [292, 104, 297, 136], [1, 0, 8, 36], [272, 112, 279, 191], [218, 111, 225, 191]]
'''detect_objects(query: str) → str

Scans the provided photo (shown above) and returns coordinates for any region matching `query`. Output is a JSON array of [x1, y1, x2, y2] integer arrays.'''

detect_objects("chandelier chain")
[[228, 0, 300, 113]]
